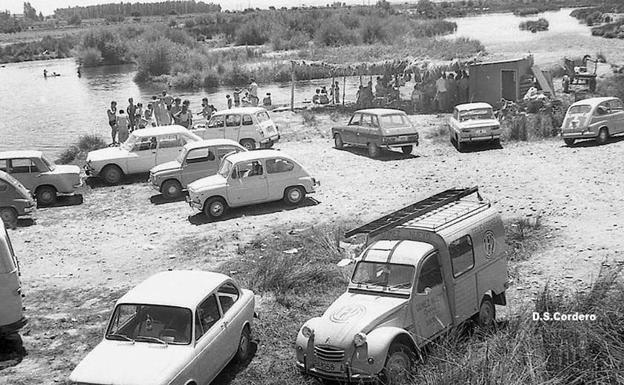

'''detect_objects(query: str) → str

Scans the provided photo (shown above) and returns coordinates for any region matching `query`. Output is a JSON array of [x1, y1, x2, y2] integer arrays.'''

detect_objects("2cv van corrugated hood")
[[313, 292, 408, 347]]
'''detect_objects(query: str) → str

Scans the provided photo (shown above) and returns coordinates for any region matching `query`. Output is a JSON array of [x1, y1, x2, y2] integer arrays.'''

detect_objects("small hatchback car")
[[187, 149, 319, 219], [331, 108, 419, 158], [0, 171, 35, 228], [69, 270, 256, 385], [192, 107, 280, 150], [0, 151, 82, 205], [561, 96, 624, 146], [150, 139, 246, 199], [448, 102, 501, 151], [85, 125, 202, 185]]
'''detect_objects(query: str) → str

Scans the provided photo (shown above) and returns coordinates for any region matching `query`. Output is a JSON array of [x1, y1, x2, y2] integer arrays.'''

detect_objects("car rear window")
[[459, 108, 494, 121], [568, 105, 591, 114], [256, 112, 270, 123], [379, 114, 408, 129]]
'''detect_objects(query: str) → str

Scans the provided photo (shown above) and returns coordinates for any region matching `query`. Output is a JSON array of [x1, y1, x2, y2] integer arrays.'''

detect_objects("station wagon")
[[296, 187, 508, 384], [0, 151, 82, 205], [150, 139, 246, 200], [449, 102, 501, 151], [331, 108, 419, 158], [0, 171, 35, 229], [187, 150, 319, 219], [561, 96, 624, 146], [69, 270, 256, 385], [0, 222, 27, 345], [192, 107, 280, 150], [85, 125, 202, 185]]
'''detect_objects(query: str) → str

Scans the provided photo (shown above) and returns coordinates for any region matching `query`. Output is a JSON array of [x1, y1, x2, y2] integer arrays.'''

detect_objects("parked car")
[[85, 125, 202, 185], [561, 96, 624, 146], [0, 171, 35, 229], [448, 102, 501, 151], [150, 139, 246, 200], [331, 108, 419, 158], [0, 151, 82, 205], [187, 149, 319, 219], [192, 107, 280, 150], [69, 270, 256, 385], [0, 220, 27, 346], [296, 187, 508, 384]]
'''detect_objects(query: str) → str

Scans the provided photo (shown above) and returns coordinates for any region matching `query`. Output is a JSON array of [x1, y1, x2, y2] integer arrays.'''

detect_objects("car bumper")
[[83, 164, 96, 177], [561, 130, 596, 139], [260, 134, 280, 147], [186, 195, 203, 210], [458, 134, 500, 142], [385, 140, 419, 149], [0, 316, 27, 336], [297, 361, 377, 383]]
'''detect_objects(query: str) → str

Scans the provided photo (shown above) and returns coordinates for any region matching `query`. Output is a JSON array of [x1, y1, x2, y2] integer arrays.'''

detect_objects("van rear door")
[[0, 227, 25, 334]]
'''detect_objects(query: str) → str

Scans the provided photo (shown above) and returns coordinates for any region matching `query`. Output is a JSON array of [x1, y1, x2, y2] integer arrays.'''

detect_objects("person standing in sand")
[[233, 88, 241, 107], [226, 95, 233, 109], [127, 98, 136, 131], [117, 110, 130, 144], [248, 79, 259, 106], [107, 101, 118, 144]]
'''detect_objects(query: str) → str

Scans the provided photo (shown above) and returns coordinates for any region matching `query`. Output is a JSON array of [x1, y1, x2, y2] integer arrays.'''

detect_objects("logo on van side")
[[483, 230, 496, 258]]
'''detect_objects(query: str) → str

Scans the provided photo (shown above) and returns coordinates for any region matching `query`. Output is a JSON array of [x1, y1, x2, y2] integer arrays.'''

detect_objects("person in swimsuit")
[[117, 110, 130, 144], [107, 101, 118, 144]]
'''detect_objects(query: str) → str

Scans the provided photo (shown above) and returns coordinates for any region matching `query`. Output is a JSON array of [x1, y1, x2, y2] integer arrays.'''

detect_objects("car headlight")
[[354, 332, 367, 347], [302, 325, 314, 338]]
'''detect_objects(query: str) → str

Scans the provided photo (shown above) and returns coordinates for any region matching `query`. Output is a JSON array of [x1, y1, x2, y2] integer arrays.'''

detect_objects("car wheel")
[[563, 138, 576, 146], [284, 186, 305, 205], [477, 297, 496, 328], [161, 179, 182, 200], [101, 165, 123, 185], [456, 138, 464, 152], [36, 186, 57, 206], [334, 134, 344, 149], [381, 343, 414, 385], [597, 128, 609, 145], [0, 208, 18, 229], [492, 138, 501, 148], [235, 326, 252, 363], [401, 145, 413, 154], [203, 197, 227, 219], [240, 139, 256, 151], [367, 142, 380, 158]]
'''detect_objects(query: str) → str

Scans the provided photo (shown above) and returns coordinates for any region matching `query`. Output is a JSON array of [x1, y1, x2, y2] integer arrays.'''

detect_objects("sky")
[[0, 0, 393, 15]]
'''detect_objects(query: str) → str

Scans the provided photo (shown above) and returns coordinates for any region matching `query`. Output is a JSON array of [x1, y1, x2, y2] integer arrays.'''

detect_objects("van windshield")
[[568, 105, 591, 114], [352, 261, 415, 290], [218, 159, 233, 178], [256, 111, 270, 123], [106, 304, 192, 345], [176, 147, 189, 164]]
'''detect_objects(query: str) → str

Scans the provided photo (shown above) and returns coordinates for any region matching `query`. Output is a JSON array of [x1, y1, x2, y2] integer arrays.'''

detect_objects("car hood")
[[313, 292, 408, 347], [188, 174, 226, 192], [151, 160, 181, 175], [456, 119, 500, 128], [87, 147, 130, 162], [51, 164, 81, 175], [69, 340, 192, 385]]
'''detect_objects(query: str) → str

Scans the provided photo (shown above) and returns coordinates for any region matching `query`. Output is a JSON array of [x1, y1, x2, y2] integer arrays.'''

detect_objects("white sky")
[[0, 0, 394, 15]]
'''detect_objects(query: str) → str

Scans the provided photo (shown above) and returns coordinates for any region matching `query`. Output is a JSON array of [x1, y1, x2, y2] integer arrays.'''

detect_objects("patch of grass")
[[57, 134, 107, 164], [301, 110, 318, 127], [504, 216, 548, 262], [425, 123, 450, 143], [519, 18, 549, 33]]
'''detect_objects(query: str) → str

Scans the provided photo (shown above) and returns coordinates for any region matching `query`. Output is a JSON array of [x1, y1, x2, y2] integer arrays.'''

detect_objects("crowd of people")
[[311, 82, 341, 105]]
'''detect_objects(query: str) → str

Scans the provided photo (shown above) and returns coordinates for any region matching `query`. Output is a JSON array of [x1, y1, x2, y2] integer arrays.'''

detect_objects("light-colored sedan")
[[69, 270, 256, 385], [561, 96, 624, 146], [85, 126, 202, 185], [448, 102, 501, 151], [187, 149, 319, 219]]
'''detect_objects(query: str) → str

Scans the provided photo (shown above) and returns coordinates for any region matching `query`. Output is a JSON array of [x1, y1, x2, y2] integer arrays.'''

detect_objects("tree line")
[[53, 1, 221, 20]]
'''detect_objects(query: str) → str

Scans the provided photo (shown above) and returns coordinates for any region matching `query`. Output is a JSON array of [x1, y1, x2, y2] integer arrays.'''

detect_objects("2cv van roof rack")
[[345, 186, 486, 239]]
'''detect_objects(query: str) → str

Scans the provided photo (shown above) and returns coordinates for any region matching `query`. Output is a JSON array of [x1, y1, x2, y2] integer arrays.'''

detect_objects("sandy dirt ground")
[[1, 111, 624, 384]]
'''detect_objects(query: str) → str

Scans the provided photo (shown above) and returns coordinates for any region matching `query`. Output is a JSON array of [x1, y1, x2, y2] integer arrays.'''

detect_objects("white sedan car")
[[69, 270, 256, 385]]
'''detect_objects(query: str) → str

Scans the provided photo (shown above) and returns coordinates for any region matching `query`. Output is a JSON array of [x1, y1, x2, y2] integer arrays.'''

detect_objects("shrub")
[[134, 37, 180, 80], [56, 146, 80, 164], [68, 14, 81, 25], [74, 47, 102, 67], [76, 134, 107, 152], [519, 18, 549, 33], [235, 20, 269, 46], [301, 110, 317, 126], [360, 17, 388, 44], [171, 71, 203, 89], [203, 73, 219, 88], [79, 28, 129, 65], [315, 19, 359, 46]]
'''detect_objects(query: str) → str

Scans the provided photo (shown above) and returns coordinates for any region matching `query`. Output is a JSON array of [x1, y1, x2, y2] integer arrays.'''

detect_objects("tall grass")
[[57, 134, 107, 164]]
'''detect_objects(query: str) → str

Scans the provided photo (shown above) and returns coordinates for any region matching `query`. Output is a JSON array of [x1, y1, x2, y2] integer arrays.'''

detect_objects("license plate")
[[315, 360, 341, 373], [475, 129, 486, 135], [398, 136, 407, 141]]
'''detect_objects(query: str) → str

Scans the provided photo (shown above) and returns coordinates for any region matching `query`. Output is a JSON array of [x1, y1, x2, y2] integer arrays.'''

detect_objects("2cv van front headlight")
[[302, 325, 314, 338], [353, 332, 367, 347]]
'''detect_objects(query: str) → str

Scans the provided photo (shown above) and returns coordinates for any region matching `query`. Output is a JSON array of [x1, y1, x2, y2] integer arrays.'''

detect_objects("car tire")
[[161, 179, 182, 200], [477, 297, 496, 328], [367, 142, 380, 158], [203, 197, 227, 219], [380, 342, 414, 385], [240, 139, 256, 151], [101, 165, 123, 185], [596, 128, 609, 145], [563, 138, 576, 146], [284, 186, 305, 205], [36, 186, 57, 206], [456, 138, 464, 152], [235, 326, 252, 363], [401, 145, 413, 154], [0, 208, 18, 229], [334, 134, 344, 149], [492, 138, 501, 148]]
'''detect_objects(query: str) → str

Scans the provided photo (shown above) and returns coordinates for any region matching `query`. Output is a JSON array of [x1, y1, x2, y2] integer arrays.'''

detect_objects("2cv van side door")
[[410, 252, 452, 344], [448, 235, 478, 323]]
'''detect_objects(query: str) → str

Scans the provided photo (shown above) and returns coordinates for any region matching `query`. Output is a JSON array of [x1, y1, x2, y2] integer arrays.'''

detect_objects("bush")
[[203, 73, 219, 88], [315, 19, 359, 46], [68, 14, 81, 25], [235, 20, 269, 46], [79, 28, 129, 65], [57, 135, 107, 164], [134, 37, 180, 80], [56, 146, 80, 164], [75, 47, 102, 67], [171, 71, 203, 89]]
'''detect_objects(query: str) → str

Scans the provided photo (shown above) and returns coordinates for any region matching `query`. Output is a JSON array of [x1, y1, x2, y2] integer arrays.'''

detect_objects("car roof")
[[361, 240, 435, 266], [354, 108, 406, 116], [455, 102, 493, 111], [225, 149, 295, 163], [132, 125, 197, 137], [0, 150, 43, 159], [184, 139, 244, 151], [570, 97, 620, 108], [212, 107, 268, 116], [117, 270, 232, 309]]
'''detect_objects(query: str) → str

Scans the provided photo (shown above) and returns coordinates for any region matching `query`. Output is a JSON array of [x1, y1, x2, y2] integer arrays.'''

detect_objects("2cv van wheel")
[[0, 208, 18, 229], [235, 326, 252, 363], [334, 134, 344, 149], [563, 138, 576, 147], [367, 143, 380, 158], [36, 186, 57, 206], [477, 297, 496, 328], [401, 145, 413, 154], [161, 179, 182, 200], [284, 186, 305, 205], [240, 139, 256, 151], [597, 128, 609, 145], [101, 165, 123, 185], [203, 197, 227, 219], [381, 343, 414, 385]]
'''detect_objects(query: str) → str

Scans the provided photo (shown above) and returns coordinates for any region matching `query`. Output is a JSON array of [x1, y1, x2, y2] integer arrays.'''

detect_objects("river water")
[[0, 8, 590, 157]]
